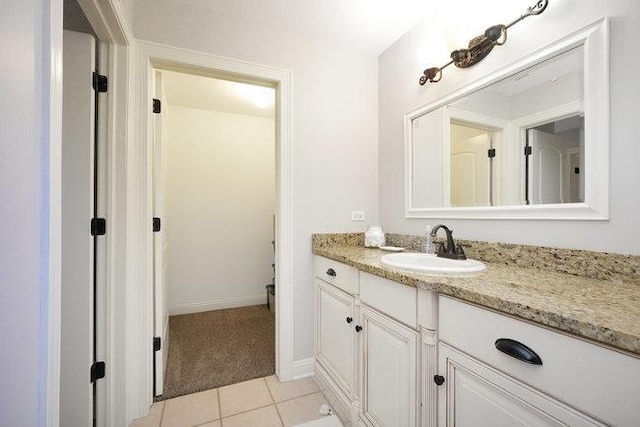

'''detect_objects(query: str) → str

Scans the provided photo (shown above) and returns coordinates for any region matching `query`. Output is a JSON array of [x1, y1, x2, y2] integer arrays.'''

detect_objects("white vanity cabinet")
[[315, 257, 360, 417], [314, 257, 438, 427], [316, 279, 357, 400], [358, 272, 419, 427], [437, 296, 640, 427], [358, 306, 418, 427], [315, 253, 640, 427]]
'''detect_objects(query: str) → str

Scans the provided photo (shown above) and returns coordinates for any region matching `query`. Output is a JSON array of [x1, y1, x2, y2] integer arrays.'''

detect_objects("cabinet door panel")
[[360, 306, 418, 427], [316, 279, 355, 396], [438, 343, 605, 427], [455, 368, 561, 427]]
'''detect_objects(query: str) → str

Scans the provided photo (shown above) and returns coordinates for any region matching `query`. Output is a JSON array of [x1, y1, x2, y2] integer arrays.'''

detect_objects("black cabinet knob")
[[326, 268, 337, 277], [355, 325, 363, 332], [346, 317, 353, 324], [434, 375, 445, 386]]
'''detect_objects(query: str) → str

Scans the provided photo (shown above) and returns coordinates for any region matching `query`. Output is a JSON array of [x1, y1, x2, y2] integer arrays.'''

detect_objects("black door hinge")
[[92, 72, 108, 93], [153, 217, 161, 232], [153, 337, 161, 352], [91, 218, 106, 236], [153, 98, 161, 114], [487, 148, 496, 158], [524, 146, 532, 156], [90, 361, 106, 383]]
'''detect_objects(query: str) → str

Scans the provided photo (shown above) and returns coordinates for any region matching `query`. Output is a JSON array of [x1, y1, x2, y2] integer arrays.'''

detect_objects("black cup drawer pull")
[[326, 268, 337, 277], [495, 338, 543, 365]]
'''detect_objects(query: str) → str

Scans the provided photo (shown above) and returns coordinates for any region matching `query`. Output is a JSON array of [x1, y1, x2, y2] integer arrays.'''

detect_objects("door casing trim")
[[134, 40, 295, 410], [48, 0, 133, 425]]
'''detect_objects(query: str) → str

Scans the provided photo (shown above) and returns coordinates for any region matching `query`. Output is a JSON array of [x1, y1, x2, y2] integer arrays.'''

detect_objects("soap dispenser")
[[364, 225, 385, 248], [424, 225, 436, 254]]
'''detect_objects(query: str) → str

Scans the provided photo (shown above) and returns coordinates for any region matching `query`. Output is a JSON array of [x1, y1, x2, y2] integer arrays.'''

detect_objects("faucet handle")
[[455, 245, 467, 260]]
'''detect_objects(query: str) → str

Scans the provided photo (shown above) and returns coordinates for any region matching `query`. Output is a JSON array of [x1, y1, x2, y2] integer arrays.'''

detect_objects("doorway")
[[152, 70, 277, 398], [137, 41, 295, 403], [525, 114, 585, 205], [57, 0, 134, 424], [61, 0, 109, 425], [449, 122, 498, 207]]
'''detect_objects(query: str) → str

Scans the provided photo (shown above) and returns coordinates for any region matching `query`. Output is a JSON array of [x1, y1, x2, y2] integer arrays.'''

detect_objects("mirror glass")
[[410, 45, 584, 210]]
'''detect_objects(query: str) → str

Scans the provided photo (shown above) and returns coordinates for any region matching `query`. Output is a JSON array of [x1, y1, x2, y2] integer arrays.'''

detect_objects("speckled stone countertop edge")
[[313, 232, 640, 284], [312, 243, 640, 356], [434, 283, 639, 355]]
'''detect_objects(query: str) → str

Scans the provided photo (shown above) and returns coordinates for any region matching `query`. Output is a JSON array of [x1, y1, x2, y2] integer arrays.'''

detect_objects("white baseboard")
[[293, 357, 315, 379], [168, 296, 267, 316]]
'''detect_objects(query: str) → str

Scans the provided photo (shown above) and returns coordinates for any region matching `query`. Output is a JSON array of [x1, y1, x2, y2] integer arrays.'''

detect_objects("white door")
[[61, 30, 96, 427], [153, 71, 169, 396], [315, 279, 356, 398], [437, 343, 605, 427], [528, 129, 566, 204], [450, 133, 491, 207], [359, 306, 418, 427]]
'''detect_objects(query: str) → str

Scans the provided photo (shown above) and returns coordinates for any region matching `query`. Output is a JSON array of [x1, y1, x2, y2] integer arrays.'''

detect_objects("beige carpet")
[[160, 304, 275, 400]]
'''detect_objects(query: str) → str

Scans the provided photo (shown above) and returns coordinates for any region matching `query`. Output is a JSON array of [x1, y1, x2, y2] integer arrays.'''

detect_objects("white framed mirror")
[[405, 17, 609, 220]]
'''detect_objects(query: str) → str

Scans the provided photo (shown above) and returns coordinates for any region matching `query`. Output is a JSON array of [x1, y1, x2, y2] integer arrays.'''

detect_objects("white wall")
[[164, 105, 275, 313], [134, 0, 379, 361], [380, 0, 640, 255], [0, 0, 56, 425]]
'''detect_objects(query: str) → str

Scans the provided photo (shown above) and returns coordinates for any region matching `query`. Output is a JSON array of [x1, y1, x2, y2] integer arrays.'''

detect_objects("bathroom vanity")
[[312, 234, 640, 427], [311, 12, 635, 427], [314, 255, 437, 427]]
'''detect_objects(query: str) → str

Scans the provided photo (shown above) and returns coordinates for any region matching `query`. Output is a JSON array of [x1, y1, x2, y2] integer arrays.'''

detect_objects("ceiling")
[[163, 71, 276, 118], [161, 1, 542, 114], [168, 0, 433, 56]]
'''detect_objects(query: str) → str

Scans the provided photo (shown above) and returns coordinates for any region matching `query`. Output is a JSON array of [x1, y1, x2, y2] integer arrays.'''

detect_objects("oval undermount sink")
[[380, 252, 486, 275]]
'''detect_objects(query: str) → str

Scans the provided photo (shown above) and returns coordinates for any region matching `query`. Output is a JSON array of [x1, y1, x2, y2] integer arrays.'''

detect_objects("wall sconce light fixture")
[[419, 0, 549, 85]]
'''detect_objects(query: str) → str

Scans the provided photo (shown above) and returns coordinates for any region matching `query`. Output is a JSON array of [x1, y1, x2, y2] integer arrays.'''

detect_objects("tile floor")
[[129, 375, 349, 427]]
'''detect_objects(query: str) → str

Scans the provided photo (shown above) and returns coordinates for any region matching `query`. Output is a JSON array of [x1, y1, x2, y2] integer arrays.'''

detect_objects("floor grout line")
[[264, 377, 285, 426], [159, 399, 166, 427], [216, 391, 326, 424], [216, 387, 222, 427], [141, 375, 326, 427], [275, 389, 324, 404], [221, 402, 275, 420], [217, 378, 276, 421]]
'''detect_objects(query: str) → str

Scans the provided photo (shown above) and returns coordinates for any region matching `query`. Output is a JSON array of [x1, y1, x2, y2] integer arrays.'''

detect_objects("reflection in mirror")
[[526, 115, 584, 205], [410, 45, 584, 209], [450, 122, 497, 207]]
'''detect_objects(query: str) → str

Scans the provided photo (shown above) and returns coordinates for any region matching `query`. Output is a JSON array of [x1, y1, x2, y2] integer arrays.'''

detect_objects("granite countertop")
[[312, 241, 640, 356]]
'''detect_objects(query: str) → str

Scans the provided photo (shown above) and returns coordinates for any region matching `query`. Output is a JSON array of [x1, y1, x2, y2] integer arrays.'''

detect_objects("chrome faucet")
[[430, 224, 467, 260]]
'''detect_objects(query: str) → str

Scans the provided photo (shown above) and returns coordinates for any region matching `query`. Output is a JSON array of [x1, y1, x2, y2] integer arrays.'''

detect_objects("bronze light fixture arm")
[[419, 0, 549, 86], [505, 0, 549, 30], [419, 59, 453, 85]]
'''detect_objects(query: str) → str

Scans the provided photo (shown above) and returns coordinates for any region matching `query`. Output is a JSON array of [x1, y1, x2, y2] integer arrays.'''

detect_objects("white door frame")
[[47, 0, 133, 425], [134, 42, 295, 397]]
